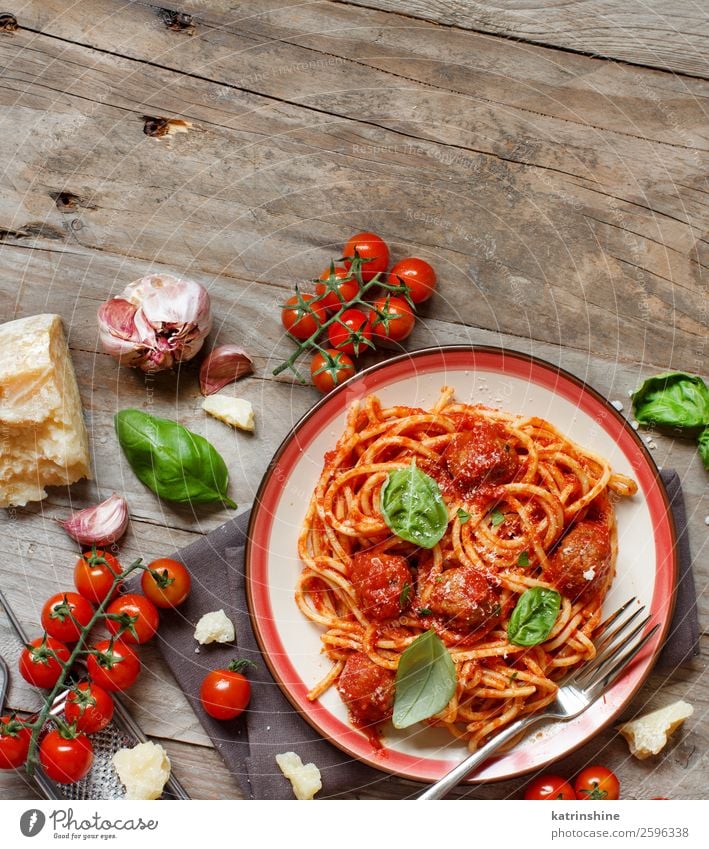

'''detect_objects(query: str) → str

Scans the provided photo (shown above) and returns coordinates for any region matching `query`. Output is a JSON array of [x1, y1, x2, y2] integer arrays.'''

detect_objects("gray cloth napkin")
[[155, 469, 698, 799]]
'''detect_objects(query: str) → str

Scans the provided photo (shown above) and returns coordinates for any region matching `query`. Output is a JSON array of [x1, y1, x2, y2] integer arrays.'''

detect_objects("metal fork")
[[419, 597, 660, 799]]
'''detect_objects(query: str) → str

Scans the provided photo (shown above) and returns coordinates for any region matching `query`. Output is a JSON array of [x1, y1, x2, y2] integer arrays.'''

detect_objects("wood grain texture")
[[1, 0, 707, 368], [0, 0, 706, 802], [337, 0, 709, 78]]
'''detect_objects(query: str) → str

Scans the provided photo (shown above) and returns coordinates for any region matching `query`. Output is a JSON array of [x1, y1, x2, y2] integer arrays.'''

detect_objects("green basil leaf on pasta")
[[115, 409, 236, 508], [380, 461, 448, 548], [393, 630, 457, 729], [457, 508, 471, 524], [631, 371, 709, 433], [507, 587, 561, 647], [517, 551, 530, 567], [698, 427, 709, 471]]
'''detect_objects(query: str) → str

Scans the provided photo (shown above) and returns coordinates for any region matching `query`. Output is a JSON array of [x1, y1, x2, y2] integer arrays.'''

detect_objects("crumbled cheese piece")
[[275, 752, 322, 800], [610, 400, 624, 412], [617, 700, 693, 760], [194, 609, 235, 644], [704, 516, 709, 526], [631, 420, 639, 430], [0, 314, 90, 507], [583, 567, 596, 581], [112, 742, 171, 800], [201, 395, 255, 432]]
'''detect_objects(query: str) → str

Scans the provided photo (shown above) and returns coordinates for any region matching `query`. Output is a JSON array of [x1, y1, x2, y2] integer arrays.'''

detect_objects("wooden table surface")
[[0, 0, 706, 800]]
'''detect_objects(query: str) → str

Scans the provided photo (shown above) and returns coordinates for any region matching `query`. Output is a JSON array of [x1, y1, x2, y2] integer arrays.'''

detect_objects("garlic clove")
[[59, 493, 130, 547], [200, 345, 254, 395]]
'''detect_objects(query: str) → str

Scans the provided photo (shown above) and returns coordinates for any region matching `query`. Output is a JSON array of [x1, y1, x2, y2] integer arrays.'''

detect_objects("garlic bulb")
[[199, 345, 253, 395], [98, 274, 212, 373], [59, 494, 129, 546]]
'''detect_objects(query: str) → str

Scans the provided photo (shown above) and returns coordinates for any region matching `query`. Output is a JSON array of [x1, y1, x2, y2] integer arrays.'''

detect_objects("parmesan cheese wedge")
[[112, 741, 171, 800], [0, 314, 90, 507], [617, 700, 693, 759], [201, 395, 255, 432], [275, 752, 322, 800]]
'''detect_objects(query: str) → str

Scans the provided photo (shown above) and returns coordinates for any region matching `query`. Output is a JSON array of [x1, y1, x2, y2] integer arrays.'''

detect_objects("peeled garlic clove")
[[200, 345, 254, 395], [59, 494, 129, 547], [97, 274, 212, 373]]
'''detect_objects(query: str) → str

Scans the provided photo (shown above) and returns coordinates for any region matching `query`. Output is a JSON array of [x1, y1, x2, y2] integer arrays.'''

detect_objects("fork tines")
[[572, 598, 660, 693]]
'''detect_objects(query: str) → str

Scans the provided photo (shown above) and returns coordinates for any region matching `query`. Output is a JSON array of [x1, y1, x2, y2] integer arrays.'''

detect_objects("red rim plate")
[[245, 346, 677, 783]]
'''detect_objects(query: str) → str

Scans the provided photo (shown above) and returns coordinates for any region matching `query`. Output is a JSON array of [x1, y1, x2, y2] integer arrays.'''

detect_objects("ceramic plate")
[[245, 347, 677, 783]]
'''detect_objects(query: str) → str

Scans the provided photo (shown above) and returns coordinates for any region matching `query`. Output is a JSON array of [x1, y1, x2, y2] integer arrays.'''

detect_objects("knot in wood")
[[157, 8, 194, 34], [0, 13, 18, 32]]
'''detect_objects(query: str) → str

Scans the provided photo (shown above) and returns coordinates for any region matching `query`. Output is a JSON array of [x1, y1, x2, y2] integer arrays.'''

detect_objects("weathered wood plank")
[[335, 0, 709, 78], [0, 6, 706, 368]]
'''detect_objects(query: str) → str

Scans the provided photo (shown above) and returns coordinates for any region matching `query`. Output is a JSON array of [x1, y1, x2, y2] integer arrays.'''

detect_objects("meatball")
[[350, 551, 412, 621], [445, 423, 519, 491], [336, 652, 395, 727], [429, 566, 501, 632], [544, 521, 611, 600]]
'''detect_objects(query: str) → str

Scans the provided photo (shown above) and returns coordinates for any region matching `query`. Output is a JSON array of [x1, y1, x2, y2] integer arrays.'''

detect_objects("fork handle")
[[418, 713, 545, 799]]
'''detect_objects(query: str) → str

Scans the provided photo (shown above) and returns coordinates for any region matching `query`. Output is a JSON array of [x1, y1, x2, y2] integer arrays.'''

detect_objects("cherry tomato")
[[327, 308, 373, 356], [19, 636, 71, 689], [86, 640, 141, 693], [387, 257, 437, 304], [105, 594, 159, 644], [281, 293, 327, 341], [310, 349, 356, 394], [0, 715, 32, 770], [74, 549, 123, 605], [314, 266, 359, 313], [524, 774, 577, 800], [39, 729, 93, 784], [370, 296, 416, 342], [141, 558, 191, 609], [200, 660, 254, 720], [64, 682, 114, 734], [41, 592, 94, 643], [342, 232, 389, 282], [574, 765, 620, 800]]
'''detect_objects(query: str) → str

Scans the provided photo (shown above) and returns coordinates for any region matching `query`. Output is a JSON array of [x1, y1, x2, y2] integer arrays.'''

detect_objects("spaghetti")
[[296, 387, 637, 750]]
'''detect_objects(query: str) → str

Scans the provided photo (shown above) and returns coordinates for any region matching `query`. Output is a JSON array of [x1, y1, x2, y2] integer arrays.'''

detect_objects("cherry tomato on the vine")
[[141, 558, 191, 609], [310, 349, 356, 394], [524, 774, 577, 800], [370, 296, 416, 343], [19, 636, 71, 689], [200, 660, 255, 720], [281, 293, 327, 341], [74, 549, 123, 605], [64, 682, 114, 734], [314, 266, 359, 313], [342, 232, 389, 282], [86, 640, 141, 693], [39, 729, 93, 784], [0, 715, 32, 770], [327, 308, 373, 356], [41, 592, 94, 643], [105, 594, 159, 644], [387, 257, 437, 304], [574, 766, 620, 801]]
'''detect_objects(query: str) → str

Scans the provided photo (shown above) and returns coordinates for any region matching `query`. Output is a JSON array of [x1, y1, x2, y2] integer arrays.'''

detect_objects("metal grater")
[[0, 587, 190, 800]]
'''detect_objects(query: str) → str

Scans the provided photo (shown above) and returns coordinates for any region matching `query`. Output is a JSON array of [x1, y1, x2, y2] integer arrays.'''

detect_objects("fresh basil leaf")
[[393, 630, 457, 729], [115, 409, 236, 508], [417, 607, 433, 616], [400, 581, 412, 607], [490, 509, 505, 527], [631, 371, 709, 433], [380, 461, 448, 549], [507, 587, 561, 647], [517, 551, 530, 567], [698, 427, 709, 471], [457, 508, 471, 524]]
